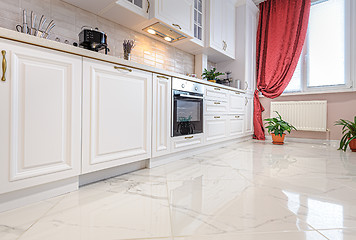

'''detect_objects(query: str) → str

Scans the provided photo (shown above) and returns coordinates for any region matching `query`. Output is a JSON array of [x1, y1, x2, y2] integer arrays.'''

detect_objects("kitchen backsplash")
[[0, 0, 195, 75]]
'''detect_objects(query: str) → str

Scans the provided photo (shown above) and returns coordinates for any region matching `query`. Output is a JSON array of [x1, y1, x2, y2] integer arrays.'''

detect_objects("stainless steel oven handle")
[[176, 94, 204, 99]]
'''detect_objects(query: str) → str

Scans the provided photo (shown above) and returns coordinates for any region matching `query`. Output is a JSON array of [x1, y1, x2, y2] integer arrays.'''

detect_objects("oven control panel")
[[172, 78, 205, 94]]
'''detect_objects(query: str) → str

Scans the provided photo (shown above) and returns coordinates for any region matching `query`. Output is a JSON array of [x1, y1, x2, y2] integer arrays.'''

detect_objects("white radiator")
[[270, 101, 327, 132]]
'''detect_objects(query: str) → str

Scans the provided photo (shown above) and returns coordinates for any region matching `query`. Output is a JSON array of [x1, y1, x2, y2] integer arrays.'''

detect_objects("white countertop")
[[0, 27, 245, 93]]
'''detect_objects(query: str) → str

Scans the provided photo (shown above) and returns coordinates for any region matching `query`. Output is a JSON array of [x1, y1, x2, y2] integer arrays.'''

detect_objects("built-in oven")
[[172, 78, 205, 137]]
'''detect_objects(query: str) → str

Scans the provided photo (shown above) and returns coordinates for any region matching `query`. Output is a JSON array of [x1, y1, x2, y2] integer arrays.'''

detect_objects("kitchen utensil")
[[16, 24, 29, 33], [30, 11, 36, 35], [22, 9, 28, 34], [42, 20, 55, 38], [38, 15, 46, 32], [36, 30, 45, 37]]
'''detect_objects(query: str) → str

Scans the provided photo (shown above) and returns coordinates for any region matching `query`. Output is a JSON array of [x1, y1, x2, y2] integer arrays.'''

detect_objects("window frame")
[[283, 0, 356, 96]]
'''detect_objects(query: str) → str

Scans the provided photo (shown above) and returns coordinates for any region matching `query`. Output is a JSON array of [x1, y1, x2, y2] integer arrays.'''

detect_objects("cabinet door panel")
[[229, 92, 245, 114], [82, 58, 152, 173], [244, 95, 254, 135], [204, 116, 227, 143], [229, 116, 244, 137], [155, 0, 194, 36], [152, 74, 171, 157], [0, 40, 81, 194], [209, 0, 223, 51], [224, 0, 235, 57]]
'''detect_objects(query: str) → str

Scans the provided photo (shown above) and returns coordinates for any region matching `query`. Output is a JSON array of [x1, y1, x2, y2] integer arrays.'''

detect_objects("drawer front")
[[205, 86, 229, 100], [204, 115, 228, 143], [172, 134, 203, 151], [229, 91, 245, 114], [205, 100, 229, 114], [229, 115, 244, 137]]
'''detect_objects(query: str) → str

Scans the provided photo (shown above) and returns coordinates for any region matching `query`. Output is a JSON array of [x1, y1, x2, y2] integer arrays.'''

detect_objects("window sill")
[[259, 87, 356, 97]]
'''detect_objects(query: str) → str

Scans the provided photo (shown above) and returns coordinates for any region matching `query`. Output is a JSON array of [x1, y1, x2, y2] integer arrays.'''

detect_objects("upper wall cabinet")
[[61, 0, 150, 29], [237, 0, 258, 94], [99, 0, 150, 27], [148, 0, 195, 37], [206, 0, 236, 62]]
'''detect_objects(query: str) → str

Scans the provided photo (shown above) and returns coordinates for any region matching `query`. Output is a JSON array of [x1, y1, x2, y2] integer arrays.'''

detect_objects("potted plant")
[[201, 68, 224, 83], [335, 116, 356, 152], [264, 111, 297, 145]]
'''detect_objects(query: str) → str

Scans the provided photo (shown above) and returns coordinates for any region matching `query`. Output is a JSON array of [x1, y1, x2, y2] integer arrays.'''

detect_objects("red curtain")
[[253, 0, 311, 140]]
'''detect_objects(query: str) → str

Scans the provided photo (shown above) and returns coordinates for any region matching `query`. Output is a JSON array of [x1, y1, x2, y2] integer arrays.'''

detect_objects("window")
[[194, 0, 203, 40], [284, 0, 352, 94]]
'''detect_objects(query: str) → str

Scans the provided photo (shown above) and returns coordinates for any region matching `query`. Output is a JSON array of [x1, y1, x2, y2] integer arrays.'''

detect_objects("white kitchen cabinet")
[[99, 0, 150, 28], [206, 0, 236, 61], [150, 0, 195, 37], [205, 85, 229, 100], [204, 115, 228, 144], [152, 74, 172, 158], [228, 115, 244, 137], [61, 0, 149, 29], [229, 90, 245, 113], [82, 58, 152, 174], [244, 94, 254, 135], [216, 0, 258, 93], [205, 99, 229, 114], [0, 39, 82, 194], [237, 0, 258, 93], [171, 134, 204, 152]]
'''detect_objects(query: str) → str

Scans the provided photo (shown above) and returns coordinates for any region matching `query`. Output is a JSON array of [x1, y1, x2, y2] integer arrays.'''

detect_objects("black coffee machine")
[[79, 26, 109, 54]]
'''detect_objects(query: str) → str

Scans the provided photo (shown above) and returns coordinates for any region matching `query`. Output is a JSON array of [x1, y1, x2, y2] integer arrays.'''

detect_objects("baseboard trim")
[[79, 160, 148, 186], [0, 177, 78, 213], [265, 135, 339, 145], [149, 135, 253, 168]]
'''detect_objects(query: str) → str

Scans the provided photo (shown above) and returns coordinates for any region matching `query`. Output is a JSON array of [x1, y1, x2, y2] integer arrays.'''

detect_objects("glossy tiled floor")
[[1, 140, 356, 240]]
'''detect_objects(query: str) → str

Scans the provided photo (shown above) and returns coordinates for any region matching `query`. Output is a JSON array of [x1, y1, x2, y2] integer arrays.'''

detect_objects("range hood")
[[142, 22, 187, 43]]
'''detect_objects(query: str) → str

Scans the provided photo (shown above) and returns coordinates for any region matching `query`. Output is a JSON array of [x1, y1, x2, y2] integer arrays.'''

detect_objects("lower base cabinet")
[[171, 134, 204, 152], [228, 115, 244, 137], [82, 58, 152, 174], [204, 115, 228, 143], [244, 95, 254, 135], [0, 39, 82, 194]]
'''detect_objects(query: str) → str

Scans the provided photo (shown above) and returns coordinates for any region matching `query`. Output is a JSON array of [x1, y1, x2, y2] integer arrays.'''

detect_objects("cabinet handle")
[[1, 50, 6, 82], [185, 136, 194, 139], [214, 102, 221, 105], [245, 81, 249, 90], [172, 24, 182, 30], [146, 0, 150, 13], [223, 40, 227, 51], [245, 97, 248, 106], [235, 116, 240, 119], [214, 116, 221, 119], [234, 91, 240, 95], [214, 87, 221, 91], [157, 75, 169, 80], [114, 66, 132, 72]]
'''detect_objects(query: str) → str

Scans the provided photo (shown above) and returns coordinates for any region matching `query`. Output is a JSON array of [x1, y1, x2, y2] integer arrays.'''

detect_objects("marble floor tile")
[[17, 179, 172, 240], [167, 180, 311, 236], [0, 197, 62, 240], [0, 140, 356, 240], [318, 228, 356, 240], [174, 231, 328, 240]]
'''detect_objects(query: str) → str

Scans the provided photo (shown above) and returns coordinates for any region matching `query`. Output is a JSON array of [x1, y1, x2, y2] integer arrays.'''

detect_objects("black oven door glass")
[[173, 94, 203, 137]]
